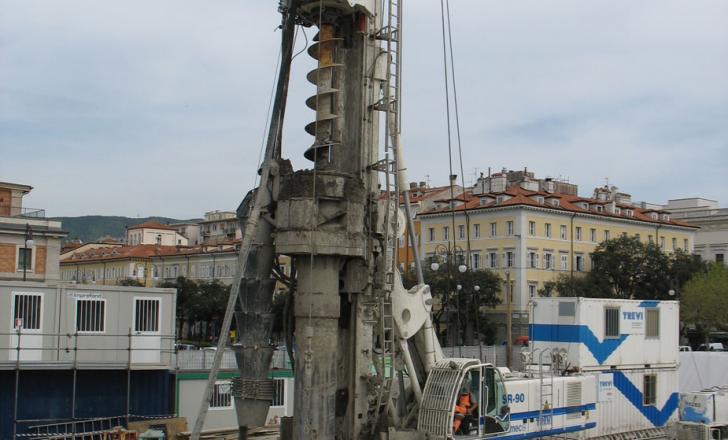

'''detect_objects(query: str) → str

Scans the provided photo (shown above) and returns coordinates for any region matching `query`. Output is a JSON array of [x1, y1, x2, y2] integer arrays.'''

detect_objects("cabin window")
[[13, 293, 42, 330], [559, 302, 576, 317], [604, 307, 620, 338], [643, 374, 657, 406], [272, 379, 286, 407], [646, 308, 659, 338], [210, 381, 233, 409], [76, 299, 106, 333], [134, 298, 160, 333]]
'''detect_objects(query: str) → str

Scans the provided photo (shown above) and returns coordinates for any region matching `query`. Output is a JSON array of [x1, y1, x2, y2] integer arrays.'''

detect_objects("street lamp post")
[[23, 224, 34, 282], [430, 243, 465, 346], [505, 269, 512, 369]]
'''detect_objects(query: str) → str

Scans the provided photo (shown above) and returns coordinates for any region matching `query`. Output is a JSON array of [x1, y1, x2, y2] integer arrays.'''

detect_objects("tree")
[[118, 277, 143, 287], [587, 236, 705, 300], [680, 264, 728, 344], [160, 277, 231, 342]]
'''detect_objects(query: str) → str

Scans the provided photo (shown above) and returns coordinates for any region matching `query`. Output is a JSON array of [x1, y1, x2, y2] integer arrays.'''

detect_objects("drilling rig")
[[191, 1, 599, 439]]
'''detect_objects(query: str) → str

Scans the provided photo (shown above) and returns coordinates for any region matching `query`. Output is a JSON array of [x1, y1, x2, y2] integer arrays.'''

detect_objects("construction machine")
[[191, 1, 596, 439]]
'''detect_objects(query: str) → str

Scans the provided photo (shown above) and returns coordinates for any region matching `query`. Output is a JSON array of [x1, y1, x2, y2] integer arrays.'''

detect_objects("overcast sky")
[[2, 1, 727, 218]]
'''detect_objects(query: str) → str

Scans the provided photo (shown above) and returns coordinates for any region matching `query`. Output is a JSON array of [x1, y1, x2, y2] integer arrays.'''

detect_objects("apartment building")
[[665, 197, 728, 265], [126, 220, 188, 246], [396, 182, 463, 278], [419, 184, 697, 340], [199, 211, 240, 244], [0, 182, 67, 282]]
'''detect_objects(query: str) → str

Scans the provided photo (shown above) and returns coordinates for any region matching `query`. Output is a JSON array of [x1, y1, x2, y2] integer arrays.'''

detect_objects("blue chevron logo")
[[611, 371, 679, 426], [529, 324, 628, 364]]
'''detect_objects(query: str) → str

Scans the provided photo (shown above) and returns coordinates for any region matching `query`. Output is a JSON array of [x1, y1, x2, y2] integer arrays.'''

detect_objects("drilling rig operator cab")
[[418, 360, 510, 439]]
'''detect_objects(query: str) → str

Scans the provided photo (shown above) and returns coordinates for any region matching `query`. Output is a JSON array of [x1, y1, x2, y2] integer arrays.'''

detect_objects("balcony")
[[0, 204, 46, 218]]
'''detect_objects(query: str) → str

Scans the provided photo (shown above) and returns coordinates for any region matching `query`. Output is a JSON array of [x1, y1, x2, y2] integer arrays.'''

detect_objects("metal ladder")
[[369, 0, 402, 428], [537, 348, 555, 436]]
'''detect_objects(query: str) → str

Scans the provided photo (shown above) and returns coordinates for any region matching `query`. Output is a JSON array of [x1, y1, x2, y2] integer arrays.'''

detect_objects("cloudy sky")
[[2, 0, 727, 218]]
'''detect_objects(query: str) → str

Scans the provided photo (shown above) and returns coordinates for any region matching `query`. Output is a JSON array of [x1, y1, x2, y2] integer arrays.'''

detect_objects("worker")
[[453, 381, 478, 434]]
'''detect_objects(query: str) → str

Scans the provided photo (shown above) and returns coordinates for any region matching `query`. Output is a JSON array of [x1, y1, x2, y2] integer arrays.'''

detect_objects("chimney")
[[419, 181, 426, 188], [409, 182, 417, 190]]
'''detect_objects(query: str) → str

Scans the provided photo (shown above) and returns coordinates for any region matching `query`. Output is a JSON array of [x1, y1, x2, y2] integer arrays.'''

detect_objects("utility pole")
[[506, 270, 512, 369]]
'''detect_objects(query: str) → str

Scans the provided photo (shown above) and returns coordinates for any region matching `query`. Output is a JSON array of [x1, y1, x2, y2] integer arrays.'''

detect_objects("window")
[[604, 230, 611, 241], [635, 233, 641, 241], [490, 222, 497, 237], [134, 298, 160, 333], [590, 228, 597, 242], [529, 221, 536, 236], [17, 248, 33, 271], [575, 255, 584, 272], [575, 227, 582, 241], [648, 235, 654, 244], [12, 293, 42, 330], [506, 251, 514, 268], [428, 227, 435, 242], [672, 238, 677, 250], [472, 253, 481, 269], [545, 223, 552, 238], [76, 299, 105, 333], [458, 225, 465, 239], [474, 224, 480, 238], [528, 284, 537, 298], [643, 375, 657, 406], [489, 252, 497, 269], [684, 239, 689, 250], [659, 237, 665, 250], [507, 221, 514, 236], [272, 379, 286, 407], [605, 307, 620, 338], [559, 302, 576, 317], [544, 253, 553, 270], [717, 254, 725, 264], [560, 254, 568, 271], [443, 226, 449, 241], [528, 251, 538, 268], [646, 308, 659, 338], [560, 225, 567, 240], [210, 381, 233, 409]]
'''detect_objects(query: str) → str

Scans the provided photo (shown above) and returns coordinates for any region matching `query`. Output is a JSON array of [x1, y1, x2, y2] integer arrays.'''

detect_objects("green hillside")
[[52, 216, 201, 243]]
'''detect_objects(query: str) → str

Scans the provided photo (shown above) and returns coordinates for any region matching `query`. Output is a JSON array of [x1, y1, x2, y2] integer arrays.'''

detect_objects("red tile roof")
[[127, 220, 177, 231], [420, 186, 698, 228]]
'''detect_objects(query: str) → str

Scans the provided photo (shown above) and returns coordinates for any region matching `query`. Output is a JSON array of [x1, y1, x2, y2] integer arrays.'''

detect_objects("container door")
[[131, 297, 161, 363], [9, 292, 44, 361]]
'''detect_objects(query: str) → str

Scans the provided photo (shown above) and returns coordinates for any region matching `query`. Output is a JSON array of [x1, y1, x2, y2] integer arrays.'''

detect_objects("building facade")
[[199, 211, 241, 244], [419, 185, 697, 341], [126, 220, 188, 246], [0, 182, 67, 282], [665, 198, 728, 265]]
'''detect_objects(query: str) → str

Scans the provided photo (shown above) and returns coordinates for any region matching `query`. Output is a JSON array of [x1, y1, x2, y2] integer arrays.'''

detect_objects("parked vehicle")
[[697, 342, 725, 351]]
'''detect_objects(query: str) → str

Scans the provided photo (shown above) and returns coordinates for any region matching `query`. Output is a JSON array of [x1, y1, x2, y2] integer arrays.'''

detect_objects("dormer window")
[[551, 199, 560, 207], [496, 195, 506, 204], [595, 205, 604, 213], [578, 202, 589, 210], [479, 198, 488, 206], [536, 196, 544, 205], [615, 207, 621, 215], [661, 214, 670, 222], [626, 209, 634, 217], [650, 213, 658, 220]]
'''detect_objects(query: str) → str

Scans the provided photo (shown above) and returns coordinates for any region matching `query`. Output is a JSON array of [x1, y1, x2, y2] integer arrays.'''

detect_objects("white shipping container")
[[680, 388, 728, 425], [579, 367, 679, 438], [530, 298, 679, 370]]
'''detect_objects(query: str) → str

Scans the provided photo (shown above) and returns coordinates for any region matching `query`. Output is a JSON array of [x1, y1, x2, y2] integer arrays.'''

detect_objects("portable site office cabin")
[[529, 298, 680, 438], [529, 297, 679, 370]]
